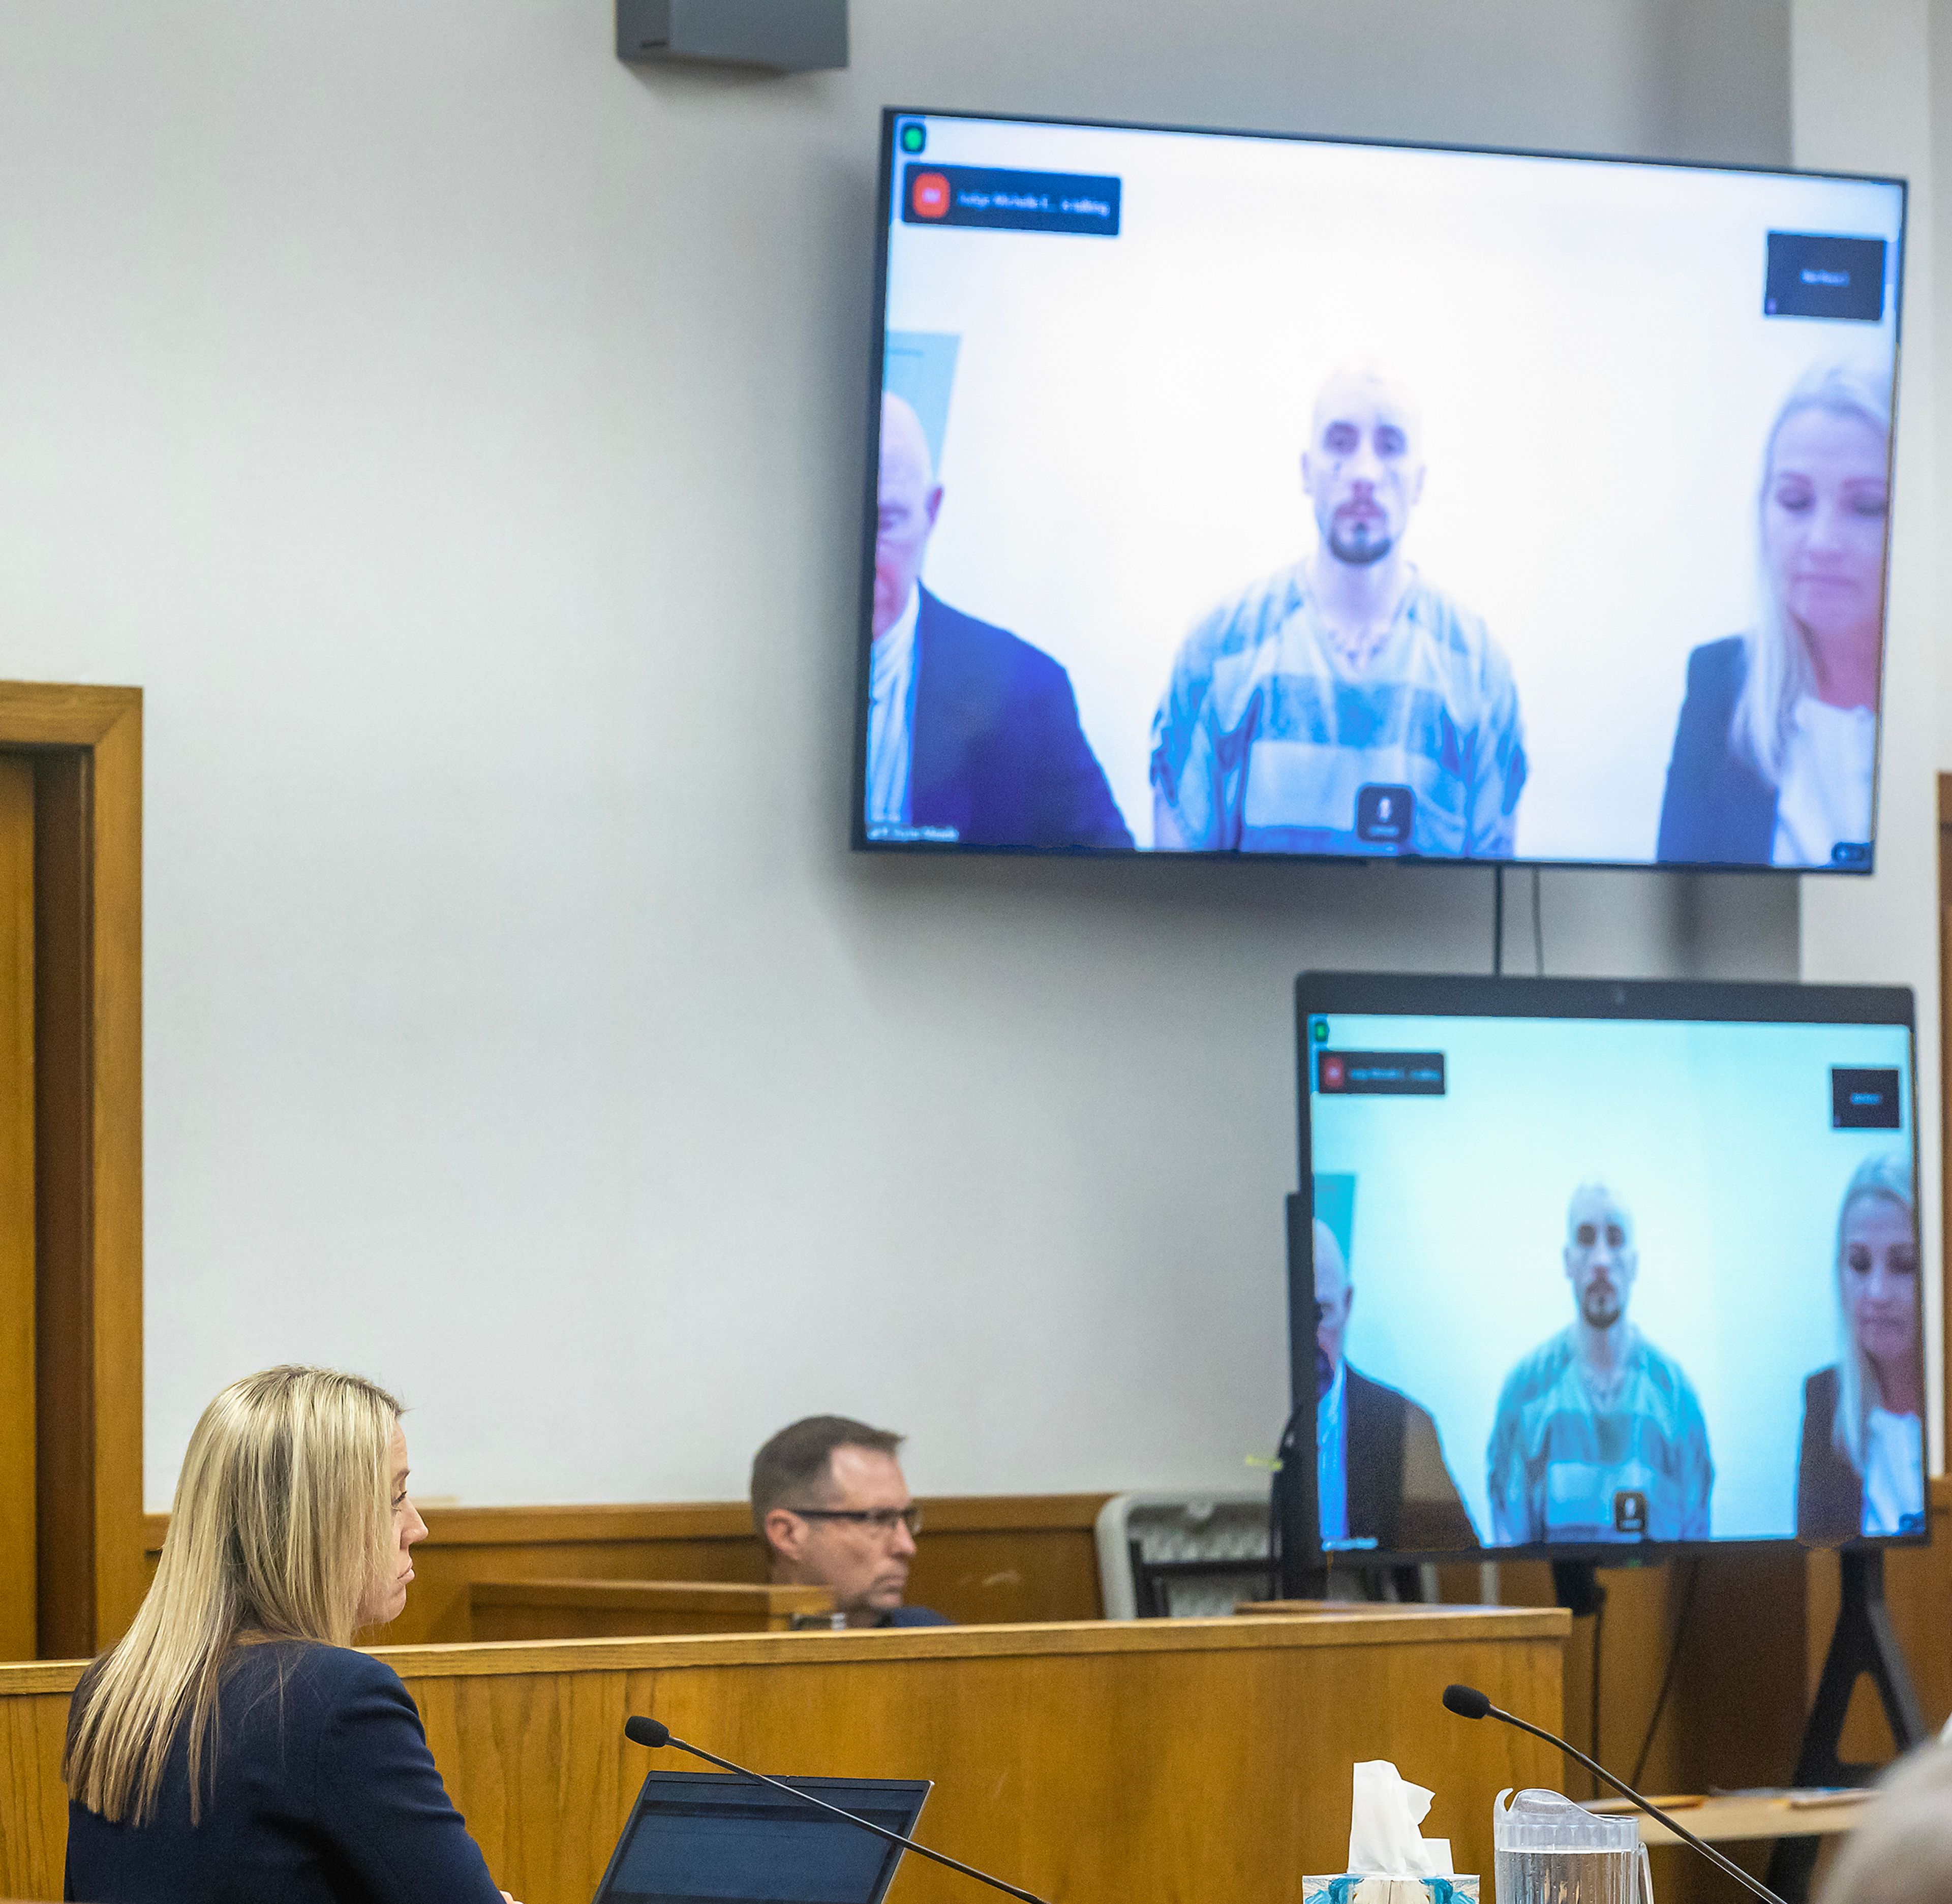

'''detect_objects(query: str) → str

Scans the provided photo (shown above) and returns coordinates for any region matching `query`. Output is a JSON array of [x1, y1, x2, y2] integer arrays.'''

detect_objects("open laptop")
[[592, 1768, 933, 1904]]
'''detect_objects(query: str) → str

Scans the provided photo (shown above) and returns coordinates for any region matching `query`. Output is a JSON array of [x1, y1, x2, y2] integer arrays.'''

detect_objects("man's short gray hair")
[[1817, 1742, 1952, 1904], [749, 1415, 904, 1544]]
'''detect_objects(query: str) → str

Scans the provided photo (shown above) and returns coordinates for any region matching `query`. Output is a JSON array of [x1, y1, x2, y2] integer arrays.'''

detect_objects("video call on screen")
[[867, 113, 1903, 869], [1303, 1012, 1923, 1554]]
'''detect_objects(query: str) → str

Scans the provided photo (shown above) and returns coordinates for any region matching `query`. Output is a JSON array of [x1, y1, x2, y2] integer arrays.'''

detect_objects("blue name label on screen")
[[1764, 231, 1887, 321], [901, 162, 1122, 236], [1317, 1050, 1446, 1095], [1831, 1066, 1902, 1129]]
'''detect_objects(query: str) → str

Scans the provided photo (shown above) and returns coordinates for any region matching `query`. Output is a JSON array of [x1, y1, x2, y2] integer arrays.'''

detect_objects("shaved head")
[[1564, 1181, 1637, 1333], [1313, 1218, 1349, 1302], [1566, 1181, 1634, 1248], [1314, 1218, 1352, 1387], [1302, 359, 1426, 571], [880, 392, 934, 495], [1311, 359, 1424, 447], [873, 393, 942, 638]]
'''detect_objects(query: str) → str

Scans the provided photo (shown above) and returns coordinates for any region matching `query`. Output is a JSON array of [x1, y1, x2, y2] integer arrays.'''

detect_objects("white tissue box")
[[1305, 1876, 1480, 1904]]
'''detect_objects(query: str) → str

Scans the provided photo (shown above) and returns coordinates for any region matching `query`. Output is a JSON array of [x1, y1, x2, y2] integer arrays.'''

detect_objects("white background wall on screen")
[[1317, 1015, 1917, 1542], [1792, 0, 1945, 1471], [0, 0, 1807, 1509], [897, 127, 1898, 859]]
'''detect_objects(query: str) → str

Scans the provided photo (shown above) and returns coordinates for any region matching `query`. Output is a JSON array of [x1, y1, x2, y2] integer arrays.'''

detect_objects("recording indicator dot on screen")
[[899, 121, 926, 154]]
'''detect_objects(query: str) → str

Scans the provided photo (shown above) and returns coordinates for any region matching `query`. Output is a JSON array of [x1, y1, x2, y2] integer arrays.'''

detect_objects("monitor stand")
[[1765, 1549, 1927, 1900], [1550, 1558, 1606, 1618]]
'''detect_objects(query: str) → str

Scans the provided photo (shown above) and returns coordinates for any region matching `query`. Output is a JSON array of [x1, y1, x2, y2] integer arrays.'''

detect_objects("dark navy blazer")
[[66, 1641, 505, 1904], [1344, 1367, 1479, 1554], [908, 590, 1133, 850], [1655, 636, 1778, 866], [1796, 1365, 1863, 1542]]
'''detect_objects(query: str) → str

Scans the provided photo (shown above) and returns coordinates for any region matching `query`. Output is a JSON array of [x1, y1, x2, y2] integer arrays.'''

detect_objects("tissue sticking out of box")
[[1348, 1760, 1455, 1883]]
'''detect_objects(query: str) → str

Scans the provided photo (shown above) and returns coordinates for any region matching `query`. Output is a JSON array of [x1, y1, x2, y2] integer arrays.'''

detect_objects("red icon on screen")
[[1320, 1055, 1346, 1090], [911, 171, 951, 219]]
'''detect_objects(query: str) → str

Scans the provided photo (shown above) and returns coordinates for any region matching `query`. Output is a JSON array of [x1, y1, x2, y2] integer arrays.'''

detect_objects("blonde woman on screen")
[[1795, 1153, 1924, 1541], [64, 1365, 519, 1904], [1656, 357, 1890, 868]]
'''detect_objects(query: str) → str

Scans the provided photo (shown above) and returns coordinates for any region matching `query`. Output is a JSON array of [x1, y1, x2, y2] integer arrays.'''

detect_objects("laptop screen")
[[596, 1770, 932, 1904]]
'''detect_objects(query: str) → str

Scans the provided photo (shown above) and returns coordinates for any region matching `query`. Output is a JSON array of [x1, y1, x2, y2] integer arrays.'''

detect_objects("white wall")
[[1793, 0, 1945, 1468], [0, 0, 1802, 1510]]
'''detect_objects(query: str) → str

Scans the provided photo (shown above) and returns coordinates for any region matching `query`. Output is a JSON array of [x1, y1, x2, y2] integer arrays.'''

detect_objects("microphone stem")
[[1489, 1705, 1785, 1904], [663, 1733, 1051, 1904]]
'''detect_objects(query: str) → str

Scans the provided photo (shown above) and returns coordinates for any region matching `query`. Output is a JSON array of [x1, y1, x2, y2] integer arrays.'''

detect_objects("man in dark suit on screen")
[[863, 394, 1132, 849], [1314, 1219, 1479, 1553]]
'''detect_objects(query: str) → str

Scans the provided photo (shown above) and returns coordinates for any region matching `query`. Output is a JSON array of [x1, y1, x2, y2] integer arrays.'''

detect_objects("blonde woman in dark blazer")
[[64, 1365, 518, 1903], [1657, 358, 1890, 869], [1796, 1156, 1924, 1542]]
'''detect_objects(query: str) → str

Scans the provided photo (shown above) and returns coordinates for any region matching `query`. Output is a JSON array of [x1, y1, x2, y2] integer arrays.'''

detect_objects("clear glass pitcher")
[[1493, 1789, 1654, 1904]]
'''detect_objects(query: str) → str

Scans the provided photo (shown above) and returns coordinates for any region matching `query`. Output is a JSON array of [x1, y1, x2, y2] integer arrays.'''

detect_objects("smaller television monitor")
[[1289, 972, 1922, 1566]]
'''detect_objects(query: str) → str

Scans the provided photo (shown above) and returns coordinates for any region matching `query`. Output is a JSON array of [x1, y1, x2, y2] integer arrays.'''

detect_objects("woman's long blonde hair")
[[1831, 1152, 1915, 1479], [64, 1365, 401, 1826], [1731, 357, 1893, 786]]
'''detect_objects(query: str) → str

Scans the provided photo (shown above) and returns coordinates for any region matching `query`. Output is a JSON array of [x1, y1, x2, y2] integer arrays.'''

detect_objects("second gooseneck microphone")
[[1441, 1683, 1787, 1904], [623, 1715, 1051, 1904]]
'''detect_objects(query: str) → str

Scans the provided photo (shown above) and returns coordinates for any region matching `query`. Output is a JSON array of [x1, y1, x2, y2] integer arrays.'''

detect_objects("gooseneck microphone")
[[1441, 1685, 1786, 1904], [623, 1715, 1051, 1903]]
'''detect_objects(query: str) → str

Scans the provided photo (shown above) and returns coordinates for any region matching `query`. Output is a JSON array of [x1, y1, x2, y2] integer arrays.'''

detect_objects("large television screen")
[[1289, 973, 1922, 1564], [856, 111, 1906, 871]]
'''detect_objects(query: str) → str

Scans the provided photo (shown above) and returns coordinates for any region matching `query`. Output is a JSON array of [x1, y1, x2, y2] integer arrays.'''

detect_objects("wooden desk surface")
[[470, 1579, 833, 1615], [1593, 1791, 1872, 1846], [0, 1608, 1570, 1904], [468, 1577, 838, 1640], [1247, 1600, 1504, 1618]]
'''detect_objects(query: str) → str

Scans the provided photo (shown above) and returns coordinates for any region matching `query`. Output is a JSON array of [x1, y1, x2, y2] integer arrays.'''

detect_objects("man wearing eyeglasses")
[[750, 1416, 951, 1628]]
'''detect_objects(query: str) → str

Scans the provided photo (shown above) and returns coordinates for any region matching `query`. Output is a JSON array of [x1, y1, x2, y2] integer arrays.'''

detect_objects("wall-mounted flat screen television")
[[856, 110, 1905, 872], [1286, 972, 1923, 1567]]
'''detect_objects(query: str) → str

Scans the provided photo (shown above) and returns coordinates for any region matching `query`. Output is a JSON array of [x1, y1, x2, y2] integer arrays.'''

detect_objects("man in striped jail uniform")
[[1149, 360, 1527, 857], [1485, 1181, 1714, 1546]]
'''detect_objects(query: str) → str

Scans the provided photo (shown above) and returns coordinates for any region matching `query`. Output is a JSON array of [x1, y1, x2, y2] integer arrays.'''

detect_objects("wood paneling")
[[128, 1466, 1952, 1872], [30, 756, 87, 1665], [8, 686, 144, 1663], [468, 1578, 834, 1639], [0, 1609, 1568, 1904], [84, 700, 142, 1651], [0, 1660, 70, 1902], [0, 763, 32, 1664], [142, 1494, 1112, 1644]]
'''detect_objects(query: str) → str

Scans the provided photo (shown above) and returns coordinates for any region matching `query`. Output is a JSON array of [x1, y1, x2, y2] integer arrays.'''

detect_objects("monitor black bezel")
[[1287, 970, 1926, 1568], [851, 107, 1909, 876], [593, 1767, 933, 1904]]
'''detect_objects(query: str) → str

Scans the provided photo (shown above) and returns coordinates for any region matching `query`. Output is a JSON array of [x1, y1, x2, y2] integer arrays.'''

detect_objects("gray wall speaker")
[[617, 0, 848, 73]]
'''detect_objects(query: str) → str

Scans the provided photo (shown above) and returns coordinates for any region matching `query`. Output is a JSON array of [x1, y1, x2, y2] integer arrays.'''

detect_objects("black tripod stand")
[[1765, 1549, 1927, 1900]]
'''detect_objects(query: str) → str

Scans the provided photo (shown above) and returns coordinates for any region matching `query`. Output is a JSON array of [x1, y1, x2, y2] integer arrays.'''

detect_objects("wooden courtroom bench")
[[469, 1576, 836, 1639], [0, 1607, 1568, 1904]]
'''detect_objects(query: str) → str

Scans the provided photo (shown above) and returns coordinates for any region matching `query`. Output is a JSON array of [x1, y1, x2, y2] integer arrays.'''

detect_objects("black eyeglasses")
[[784, 1505, 924, 1537]]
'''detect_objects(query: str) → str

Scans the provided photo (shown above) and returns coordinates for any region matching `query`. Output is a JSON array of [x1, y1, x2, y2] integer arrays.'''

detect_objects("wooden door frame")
[[0, 684, 143, 1657]]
